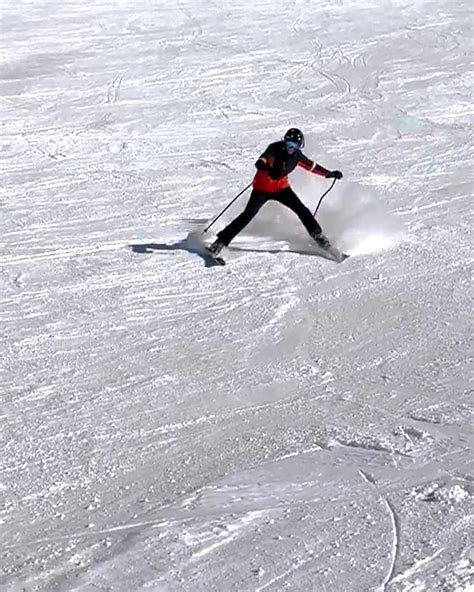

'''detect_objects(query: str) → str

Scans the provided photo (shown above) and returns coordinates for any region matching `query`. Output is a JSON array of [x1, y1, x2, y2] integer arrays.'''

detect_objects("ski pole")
[[313, 178, 337, 217], [202, 181, 252, 234]]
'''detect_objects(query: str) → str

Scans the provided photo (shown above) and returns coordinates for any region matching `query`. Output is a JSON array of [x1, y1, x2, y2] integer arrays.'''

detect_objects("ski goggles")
[[285, 140, 301, 151]]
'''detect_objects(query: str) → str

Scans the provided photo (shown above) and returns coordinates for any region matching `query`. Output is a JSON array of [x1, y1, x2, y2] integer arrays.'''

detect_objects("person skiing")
[[208, 128, 343, 257]]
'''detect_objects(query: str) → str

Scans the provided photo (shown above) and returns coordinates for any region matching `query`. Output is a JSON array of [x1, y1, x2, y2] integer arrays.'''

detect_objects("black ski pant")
[[217, 187, 322, 246]]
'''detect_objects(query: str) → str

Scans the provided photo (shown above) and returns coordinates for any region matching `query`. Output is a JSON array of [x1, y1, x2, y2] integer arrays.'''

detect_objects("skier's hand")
[[255, 158, 268, 172], [326, 170, 343, 180]]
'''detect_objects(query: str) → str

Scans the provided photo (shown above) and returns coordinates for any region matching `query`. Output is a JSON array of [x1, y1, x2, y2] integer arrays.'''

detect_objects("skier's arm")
[[298, 153, 343, 179], [297, 153, 330, 177], [255, 144, 275, 172], [255, 144, 282, 172], [255, 157, 268, 171]]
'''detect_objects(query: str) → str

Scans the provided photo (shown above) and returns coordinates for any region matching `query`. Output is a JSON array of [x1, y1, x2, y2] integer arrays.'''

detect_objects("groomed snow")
[[0, 0, 472, 590]]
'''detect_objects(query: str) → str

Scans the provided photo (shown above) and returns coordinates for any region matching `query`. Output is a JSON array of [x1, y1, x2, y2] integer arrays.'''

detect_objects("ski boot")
[[311, 231, 348, 263], [207, 238, 225, 257], [311, 231, 331, 250]]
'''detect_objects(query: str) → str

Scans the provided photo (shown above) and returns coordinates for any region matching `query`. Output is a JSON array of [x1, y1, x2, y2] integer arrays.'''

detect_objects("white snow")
[[1, 0, 473, 591]]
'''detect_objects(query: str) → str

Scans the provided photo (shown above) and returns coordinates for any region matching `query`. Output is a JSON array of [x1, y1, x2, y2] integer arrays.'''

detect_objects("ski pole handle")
[[202, 181, 252, 234]]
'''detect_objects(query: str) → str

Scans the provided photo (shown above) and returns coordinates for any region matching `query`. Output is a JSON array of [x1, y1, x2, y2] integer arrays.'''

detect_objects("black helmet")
[[284, 128, 305, 148]]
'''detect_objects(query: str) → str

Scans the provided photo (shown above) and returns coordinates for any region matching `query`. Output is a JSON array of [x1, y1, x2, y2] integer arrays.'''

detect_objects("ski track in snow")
[[358, 469, 400, 592], [1, 0, 473, 591]]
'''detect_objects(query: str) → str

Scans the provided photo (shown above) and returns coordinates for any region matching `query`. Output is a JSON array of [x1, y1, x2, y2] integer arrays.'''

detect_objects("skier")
[[208, 128, 343, 257]]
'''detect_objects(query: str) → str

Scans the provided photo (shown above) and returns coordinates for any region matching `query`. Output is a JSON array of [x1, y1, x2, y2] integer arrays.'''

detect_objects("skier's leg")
[[216, 190, 268, 246], [275, 188, 322, 236]]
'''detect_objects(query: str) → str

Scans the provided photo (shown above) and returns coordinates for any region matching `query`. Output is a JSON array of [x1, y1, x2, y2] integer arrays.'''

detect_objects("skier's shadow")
[[129, 238, 221, 268]]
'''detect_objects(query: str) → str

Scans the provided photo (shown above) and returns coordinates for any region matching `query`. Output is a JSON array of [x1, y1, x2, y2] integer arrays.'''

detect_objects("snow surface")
[[1, 0, 473, 590]]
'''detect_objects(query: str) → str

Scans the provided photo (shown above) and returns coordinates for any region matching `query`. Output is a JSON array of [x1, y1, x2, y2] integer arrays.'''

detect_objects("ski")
[[291, 244, 349, 263], [184, 232, 226, 266], [204, 248, 226, 266], [325, 245, 349, 263]]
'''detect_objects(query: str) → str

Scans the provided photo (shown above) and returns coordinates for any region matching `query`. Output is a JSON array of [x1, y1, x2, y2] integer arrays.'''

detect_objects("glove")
[[326, 170, 343, 180], [255, 158, 268, 172]]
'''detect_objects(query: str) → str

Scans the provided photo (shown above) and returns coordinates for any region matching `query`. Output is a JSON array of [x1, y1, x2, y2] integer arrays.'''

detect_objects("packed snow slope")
[[1, 0, 473, 590]]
